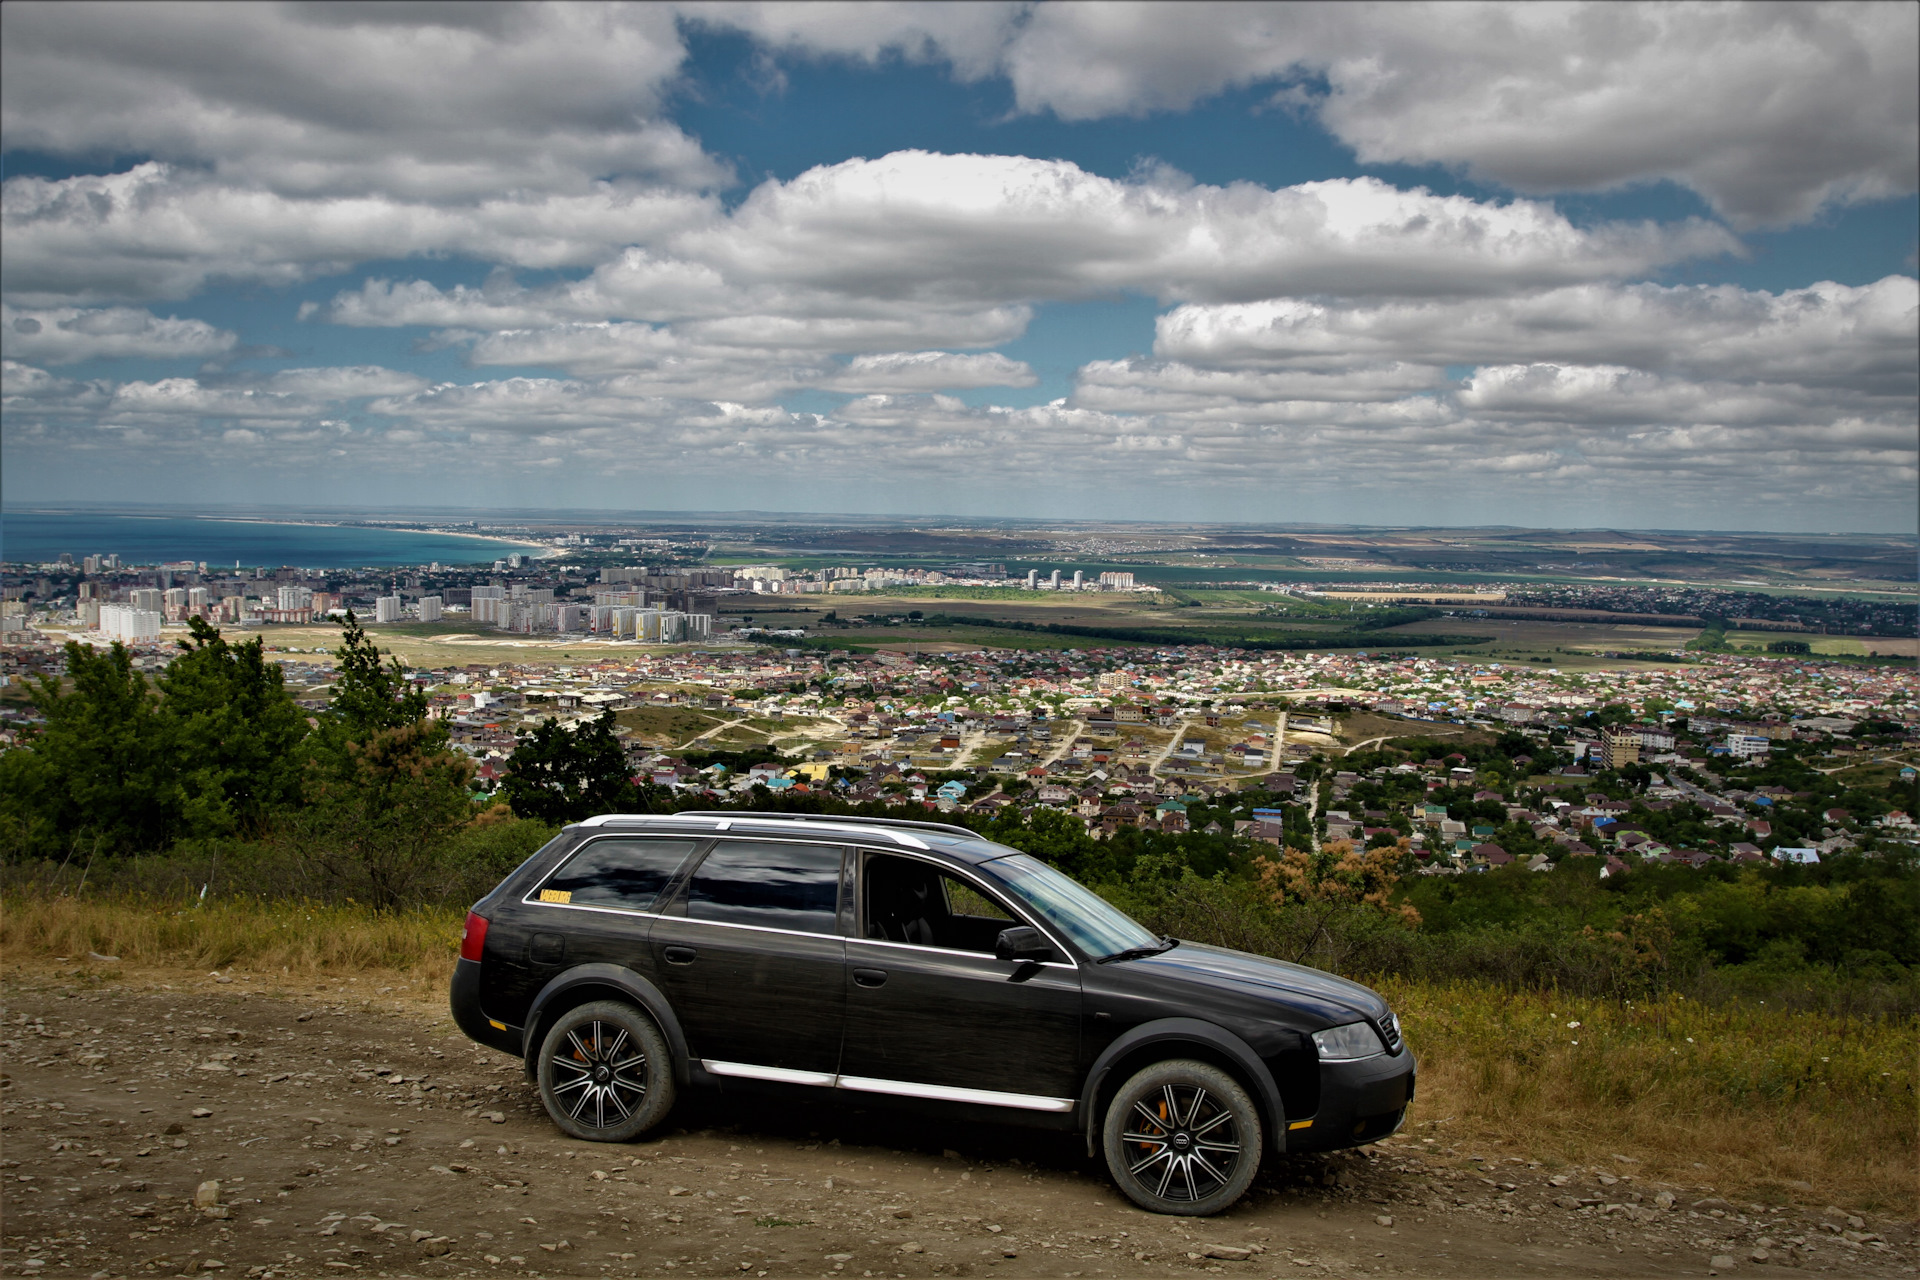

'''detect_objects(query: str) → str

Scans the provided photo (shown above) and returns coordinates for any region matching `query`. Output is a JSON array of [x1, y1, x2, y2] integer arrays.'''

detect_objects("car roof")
[[569, 811, 1018, 866]]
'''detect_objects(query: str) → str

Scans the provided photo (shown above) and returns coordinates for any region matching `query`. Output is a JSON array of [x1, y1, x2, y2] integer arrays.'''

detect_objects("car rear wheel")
[[1102, 1059, 1261, 1216], [536, 1000, 675, 1142]]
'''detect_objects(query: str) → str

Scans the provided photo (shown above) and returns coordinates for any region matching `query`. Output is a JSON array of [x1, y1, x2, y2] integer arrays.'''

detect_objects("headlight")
[[1312, 1021, 1386, 1062]]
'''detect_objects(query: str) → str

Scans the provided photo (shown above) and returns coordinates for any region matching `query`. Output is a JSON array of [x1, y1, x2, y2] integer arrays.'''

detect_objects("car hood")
[[1127, 941, 1390, 1026]]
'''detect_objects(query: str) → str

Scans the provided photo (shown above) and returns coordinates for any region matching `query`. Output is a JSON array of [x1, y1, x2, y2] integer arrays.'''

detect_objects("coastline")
[[2, 509, 553, 564], [191, 515, 556, 558]]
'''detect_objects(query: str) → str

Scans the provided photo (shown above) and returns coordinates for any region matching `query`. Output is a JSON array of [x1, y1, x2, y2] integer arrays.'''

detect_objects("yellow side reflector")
[[1288, 1120, 1314, 1130], [488, 1019, 507, 1030], [538, 889, 572, 904]]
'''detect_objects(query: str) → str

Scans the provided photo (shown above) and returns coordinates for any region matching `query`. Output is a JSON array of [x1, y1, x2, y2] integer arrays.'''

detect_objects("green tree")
[[161, 617, 308, 836], [501, 709, 647, 824], [291, 613, 477, 905], [292, 721, 477, 909], [1, 641, 180, 851], [323, 610, 428, 738]]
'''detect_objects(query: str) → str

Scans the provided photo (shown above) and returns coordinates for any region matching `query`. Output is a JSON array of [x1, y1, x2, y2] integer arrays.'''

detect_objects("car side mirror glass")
[[994, 925, 1051, 962]]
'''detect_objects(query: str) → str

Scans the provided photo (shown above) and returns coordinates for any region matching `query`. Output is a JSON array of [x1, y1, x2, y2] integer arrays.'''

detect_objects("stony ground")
[[1, 964, 1911, 1280]]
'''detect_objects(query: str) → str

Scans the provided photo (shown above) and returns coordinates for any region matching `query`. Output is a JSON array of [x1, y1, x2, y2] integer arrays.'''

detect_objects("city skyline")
[[2, 2, 1916, 532]]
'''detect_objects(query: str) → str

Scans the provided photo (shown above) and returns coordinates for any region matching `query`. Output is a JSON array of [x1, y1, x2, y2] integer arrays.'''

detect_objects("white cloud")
[[685, 2, 1021, 77], [821, 351, 1036, 393], [693, 154, 1734, 304], [261, 366, 430, 399], [0, 304, 237, 364], [1, 164, 717, 305], [1152, 277, 1919, 392], [0, 2, 715, 200], [965, 2, 1918, 227]]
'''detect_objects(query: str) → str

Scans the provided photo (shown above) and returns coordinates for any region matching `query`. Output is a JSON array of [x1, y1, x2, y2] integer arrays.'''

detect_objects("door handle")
[[663, 945, 697, 965], [852, 968, 888, 988]]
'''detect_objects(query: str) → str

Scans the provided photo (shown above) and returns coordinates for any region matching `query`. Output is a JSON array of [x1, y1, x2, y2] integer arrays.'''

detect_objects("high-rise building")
[[129, 588, 163, 612], [79, 600, 101, 629], [1601, 726, 1641, 770], [187, 587, 211, 614], [375, 595, 403, 624], [418, 595, 443, 623], [83, 555, 103, 575], [1071, 570, 1084, 591], [99, 605, 162, 644], [221, 595, 246, 623], [1025, 569, 1039, 590], [1048, 570, 1061, 590]]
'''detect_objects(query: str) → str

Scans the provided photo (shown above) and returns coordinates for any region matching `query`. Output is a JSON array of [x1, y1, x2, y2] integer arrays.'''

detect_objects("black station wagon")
[[451, 812, 1415, 1215]]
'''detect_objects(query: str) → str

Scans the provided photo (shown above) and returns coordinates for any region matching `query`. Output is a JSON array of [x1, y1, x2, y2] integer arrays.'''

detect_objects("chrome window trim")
[[520, 898, 665, 921], [698, 1060, 1074, 1114], [854, 846, 1081, 969], [845, 935, 1075, 970]]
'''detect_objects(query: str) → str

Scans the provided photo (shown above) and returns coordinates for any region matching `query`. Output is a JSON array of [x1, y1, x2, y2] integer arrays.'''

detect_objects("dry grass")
[[3, 894, 1910, 1214], [0, 894, 462, 988], [1387, 977, 1917, 1215]]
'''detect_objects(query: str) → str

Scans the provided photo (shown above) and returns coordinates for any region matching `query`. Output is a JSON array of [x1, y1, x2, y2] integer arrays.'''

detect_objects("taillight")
[[459, 912, 490, 963]]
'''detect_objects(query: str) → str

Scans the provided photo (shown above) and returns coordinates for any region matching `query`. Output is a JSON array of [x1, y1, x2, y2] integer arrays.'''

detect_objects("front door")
[[650, 838, 848, 1078], [839, 851, 1082, 1108]]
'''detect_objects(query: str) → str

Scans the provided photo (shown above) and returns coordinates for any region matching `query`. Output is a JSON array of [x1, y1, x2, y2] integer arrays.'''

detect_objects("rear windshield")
[[533, 837, 701, 912]]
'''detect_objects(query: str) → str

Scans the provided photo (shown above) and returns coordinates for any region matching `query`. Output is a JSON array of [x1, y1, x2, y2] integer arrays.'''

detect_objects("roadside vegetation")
[[1, 617, 1913, 1213]]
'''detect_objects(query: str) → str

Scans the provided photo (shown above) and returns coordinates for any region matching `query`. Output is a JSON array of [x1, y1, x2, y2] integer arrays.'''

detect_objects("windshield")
[[981, 852, 1161, 959]]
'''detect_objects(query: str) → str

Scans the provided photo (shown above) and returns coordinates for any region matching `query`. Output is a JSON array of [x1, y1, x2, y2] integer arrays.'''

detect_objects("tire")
[[536, 1000, 675, 1143], [1101, 1059, 1262, 1216]]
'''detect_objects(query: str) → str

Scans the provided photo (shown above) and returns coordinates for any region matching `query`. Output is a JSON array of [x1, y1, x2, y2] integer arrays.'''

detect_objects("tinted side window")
[[686, 840, 842, 934], [863, 853, 1023, 955], [535, 838, 700, 912]]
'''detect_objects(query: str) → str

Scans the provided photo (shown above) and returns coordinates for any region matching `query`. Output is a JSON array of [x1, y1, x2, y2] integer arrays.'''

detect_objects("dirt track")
[[2, 964, 1911, 1279]]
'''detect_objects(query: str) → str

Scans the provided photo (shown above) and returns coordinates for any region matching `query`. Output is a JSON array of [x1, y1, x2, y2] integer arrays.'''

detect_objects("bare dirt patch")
[[4, 965, 1909, 1279]]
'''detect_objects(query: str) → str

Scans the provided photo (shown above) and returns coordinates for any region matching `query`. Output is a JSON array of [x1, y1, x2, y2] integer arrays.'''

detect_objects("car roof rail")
[[674, 810, 987, 841]]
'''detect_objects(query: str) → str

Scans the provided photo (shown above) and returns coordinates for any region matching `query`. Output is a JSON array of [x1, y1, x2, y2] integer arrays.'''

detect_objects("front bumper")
[[1284, 1049, 1415, 1152]]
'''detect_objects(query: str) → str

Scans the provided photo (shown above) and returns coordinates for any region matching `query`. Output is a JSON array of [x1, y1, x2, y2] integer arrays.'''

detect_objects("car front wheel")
[[536, 1000, 675, 1142], [1101, 1059, 1262, 1215]]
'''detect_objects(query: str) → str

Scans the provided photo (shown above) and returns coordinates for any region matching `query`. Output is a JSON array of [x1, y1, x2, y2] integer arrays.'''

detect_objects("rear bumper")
[[1284, 1050, 1415, 1152], [450, 957, 521, 1056]]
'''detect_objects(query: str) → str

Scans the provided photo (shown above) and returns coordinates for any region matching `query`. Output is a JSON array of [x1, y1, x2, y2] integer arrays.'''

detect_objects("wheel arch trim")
[[522, 963, 691, 1087], [1079, 1018, 1287, 1157]]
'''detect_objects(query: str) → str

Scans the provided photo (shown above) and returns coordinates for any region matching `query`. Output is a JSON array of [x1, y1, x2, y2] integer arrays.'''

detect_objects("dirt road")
[[2, 964, 1909, 1279]]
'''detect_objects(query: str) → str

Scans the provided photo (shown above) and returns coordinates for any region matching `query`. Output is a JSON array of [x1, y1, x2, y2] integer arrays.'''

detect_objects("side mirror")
[[995, 925, 1052, 963]]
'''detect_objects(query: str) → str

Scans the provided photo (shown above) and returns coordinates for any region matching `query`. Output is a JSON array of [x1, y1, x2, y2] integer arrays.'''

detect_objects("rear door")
[[649, 838, 848, 1078], [839, 851, 1082, 1108], [479, 835, 702, 1027]]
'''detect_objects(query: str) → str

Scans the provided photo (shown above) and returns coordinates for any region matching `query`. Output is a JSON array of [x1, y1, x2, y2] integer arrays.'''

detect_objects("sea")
[[1, 510, 535, 569]]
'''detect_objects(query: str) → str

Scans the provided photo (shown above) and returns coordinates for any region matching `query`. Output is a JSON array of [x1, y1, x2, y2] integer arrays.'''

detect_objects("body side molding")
[[698, 1060, 1076, 1113]]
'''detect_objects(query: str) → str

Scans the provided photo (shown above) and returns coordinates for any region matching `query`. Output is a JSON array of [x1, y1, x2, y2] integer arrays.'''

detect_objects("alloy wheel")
[[1120, 1082, 1244, 1202]]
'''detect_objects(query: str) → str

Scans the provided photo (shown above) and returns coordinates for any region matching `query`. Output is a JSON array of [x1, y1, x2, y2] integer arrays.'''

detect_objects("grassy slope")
[[4, 893, 1909, 1214]]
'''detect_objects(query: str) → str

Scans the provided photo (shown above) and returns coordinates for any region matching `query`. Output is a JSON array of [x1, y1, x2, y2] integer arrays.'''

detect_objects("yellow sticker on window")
[[538, 888, 572, 904]]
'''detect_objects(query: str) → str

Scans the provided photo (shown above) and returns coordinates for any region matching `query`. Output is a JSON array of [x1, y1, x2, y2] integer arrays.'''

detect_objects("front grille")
[[1379, 1011, 1403, 1055]]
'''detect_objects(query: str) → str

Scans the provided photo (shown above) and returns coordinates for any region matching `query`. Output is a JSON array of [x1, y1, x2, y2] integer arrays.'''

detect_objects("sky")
[[1, 1, 1916, 533]]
